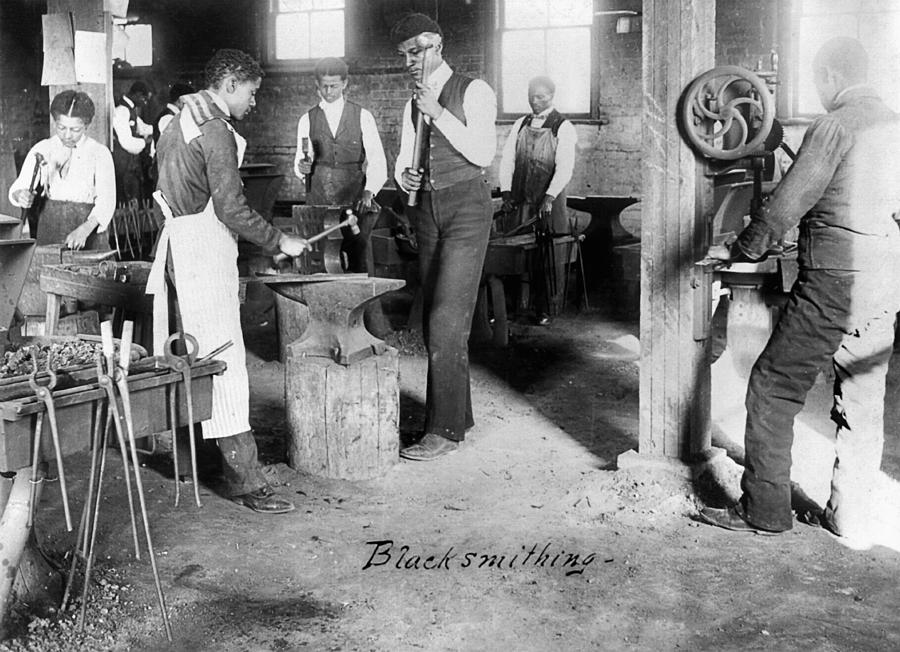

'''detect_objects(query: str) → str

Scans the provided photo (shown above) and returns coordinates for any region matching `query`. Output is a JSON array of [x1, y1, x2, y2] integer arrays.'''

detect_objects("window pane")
[[796, 14, 853, 113], [546, 27, 590, 113], [801, 0, 861, 15], [310, 10, 345, 57], [276, 0, 310, 11], [275, 13, 310, 59], [548, 0, 593, 26], [504, 0, 549, 29], [859, 10, 900, 111], [124, 24, 153, 67], [112, 24, 127, 61], [313, 0, 344, 8], [502, 29, 546, 113]]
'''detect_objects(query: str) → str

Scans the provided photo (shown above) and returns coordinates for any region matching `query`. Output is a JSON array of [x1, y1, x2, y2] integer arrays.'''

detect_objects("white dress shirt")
[[393, 61, 498, 187], [293, 96, 388, 195], [498, 107, 577, 199], [9, 134, 116, 231], [113, 95, 151, 155]]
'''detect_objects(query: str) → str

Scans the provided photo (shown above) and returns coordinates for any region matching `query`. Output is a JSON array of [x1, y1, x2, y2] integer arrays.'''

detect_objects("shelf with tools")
[[0, 355, 225, 472]]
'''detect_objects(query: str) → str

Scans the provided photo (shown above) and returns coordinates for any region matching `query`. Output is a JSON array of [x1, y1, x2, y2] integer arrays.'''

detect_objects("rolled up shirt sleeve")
[[394, 100, 415, 188], [498, 117, 524, 193], [200, 120, 283, 253], [89, 145, 116, 231], [361, 108, 388, 195], [431, 78, 497, 168], [736, 117, 849, 259], [8, 146, 44, 207], [546, 120, 577, 199]]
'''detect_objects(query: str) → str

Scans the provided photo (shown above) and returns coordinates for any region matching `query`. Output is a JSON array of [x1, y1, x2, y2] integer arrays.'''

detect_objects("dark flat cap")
[[390, 13, 443, 44]]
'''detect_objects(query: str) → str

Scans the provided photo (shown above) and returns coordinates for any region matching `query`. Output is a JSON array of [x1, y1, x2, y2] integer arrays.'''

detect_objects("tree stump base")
[[285, 344, 399, 480]]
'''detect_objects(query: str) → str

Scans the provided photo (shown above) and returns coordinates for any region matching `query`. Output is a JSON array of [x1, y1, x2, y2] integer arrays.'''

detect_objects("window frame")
[[778, 0, 900, 122], [263, 0, 348, 71], [491, 0, 600, 122]]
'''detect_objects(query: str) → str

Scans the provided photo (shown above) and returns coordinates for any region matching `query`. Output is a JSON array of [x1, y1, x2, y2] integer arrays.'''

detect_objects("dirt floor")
[[2, 282, 900, 652]]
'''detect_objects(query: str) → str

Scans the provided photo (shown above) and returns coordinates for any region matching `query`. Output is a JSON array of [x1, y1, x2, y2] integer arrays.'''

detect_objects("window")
[[785, 0, 900, 116], [112, 23, 153, 67], [496, 0, 593, 116], [268, 0, 345, 62]]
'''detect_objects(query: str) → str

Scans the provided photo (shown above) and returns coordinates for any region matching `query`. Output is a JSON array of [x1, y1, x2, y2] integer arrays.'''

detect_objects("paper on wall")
[[74, 30, 108, 84], [42, 13, 74, 51], [41, 48, 76, 86], [105, 0, 130, 18]]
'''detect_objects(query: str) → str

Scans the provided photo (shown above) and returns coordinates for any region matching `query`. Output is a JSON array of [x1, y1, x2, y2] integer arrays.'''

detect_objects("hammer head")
[[346, 213, 360, 236]]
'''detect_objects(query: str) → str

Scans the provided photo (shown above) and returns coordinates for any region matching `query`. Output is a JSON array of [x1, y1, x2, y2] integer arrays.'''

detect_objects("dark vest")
[[308, 101, 365, 170], [415, 72, 484, 190]]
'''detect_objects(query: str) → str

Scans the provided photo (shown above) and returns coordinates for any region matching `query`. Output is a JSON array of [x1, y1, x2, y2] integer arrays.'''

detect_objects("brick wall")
[[0, 0, 785, 207]]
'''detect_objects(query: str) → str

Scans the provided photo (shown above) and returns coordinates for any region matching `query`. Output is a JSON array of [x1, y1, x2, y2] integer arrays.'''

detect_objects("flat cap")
[[390, 13, 443, 44]]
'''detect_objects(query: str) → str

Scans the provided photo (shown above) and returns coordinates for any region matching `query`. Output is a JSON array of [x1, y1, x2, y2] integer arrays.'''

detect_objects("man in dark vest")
[[392, 13, 497, 461], [294, 57, 387, 274], [499, 75, 577, 323], [294, 57, 386, 210]]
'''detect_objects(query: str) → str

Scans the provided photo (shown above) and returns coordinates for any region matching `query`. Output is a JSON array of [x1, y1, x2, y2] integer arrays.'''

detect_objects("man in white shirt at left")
[[9, 90, 115, 250]]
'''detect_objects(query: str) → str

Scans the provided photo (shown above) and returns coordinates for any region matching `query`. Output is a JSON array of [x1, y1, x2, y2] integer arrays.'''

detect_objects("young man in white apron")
[[150, 49, 309, 514]]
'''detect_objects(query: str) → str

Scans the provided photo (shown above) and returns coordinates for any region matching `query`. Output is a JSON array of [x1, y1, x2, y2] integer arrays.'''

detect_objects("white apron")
[[147, 110, 250, 439]]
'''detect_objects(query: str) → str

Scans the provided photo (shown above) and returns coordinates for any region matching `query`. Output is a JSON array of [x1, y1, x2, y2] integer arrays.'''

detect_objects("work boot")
[[231, 485, 295, 514], [400, 433, 459, 461]]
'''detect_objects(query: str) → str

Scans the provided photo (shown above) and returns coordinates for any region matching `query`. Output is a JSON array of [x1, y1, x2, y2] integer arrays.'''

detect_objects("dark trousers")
[[216, 431, 268, 496], [740, 269, 896, 532], [416, 176, 493, 441]]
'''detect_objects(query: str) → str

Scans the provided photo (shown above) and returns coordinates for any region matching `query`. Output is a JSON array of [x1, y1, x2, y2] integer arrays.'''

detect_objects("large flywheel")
[[681, 65, 775, 161]]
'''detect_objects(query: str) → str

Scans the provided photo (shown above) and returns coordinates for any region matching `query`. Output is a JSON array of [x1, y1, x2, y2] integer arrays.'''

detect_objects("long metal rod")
[[60, 400, 106, 612], [169, 384, 180, 508], [182, 371, 201, 508], [78, 410, 110, 633], [116, 322, 173, 641], [42, 394, 72, 531], [27, 412, 43, 529]]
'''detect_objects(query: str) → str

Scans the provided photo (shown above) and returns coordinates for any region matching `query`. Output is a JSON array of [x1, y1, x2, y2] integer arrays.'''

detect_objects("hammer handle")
[[306, 216, 358, 244]]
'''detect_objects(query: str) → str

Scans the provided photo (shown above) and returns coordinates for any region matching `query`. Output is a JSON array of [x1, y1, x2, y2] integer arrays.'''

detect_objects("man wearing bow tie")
[[392, 13, 497, 461]]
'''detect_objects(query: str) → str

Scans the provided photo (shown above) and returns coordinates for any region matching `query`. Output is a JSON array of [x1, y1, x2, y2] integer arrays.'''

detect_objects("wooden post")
[[47, 0, 113, 148], [639, 0, 715, 459]]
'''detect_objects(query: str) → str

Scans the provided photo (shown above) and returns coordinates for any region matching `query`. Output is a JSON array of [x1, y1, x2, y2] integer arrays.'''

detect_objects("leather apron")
[[34, 199, 109, 249], [511, 124, 569, 234]]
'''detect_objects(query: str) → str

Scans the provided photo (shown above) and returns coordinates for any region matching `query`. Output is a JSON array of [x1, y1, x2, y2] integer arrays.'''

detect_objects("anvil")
[[259, 273, 405, 365]]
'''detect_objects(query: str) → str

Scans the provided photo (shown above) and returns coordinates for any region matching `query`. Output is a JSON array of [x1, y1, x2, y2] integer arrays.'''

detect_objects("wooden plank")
[[639, 0, 714, 459], [47, 0, 112, 148]]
